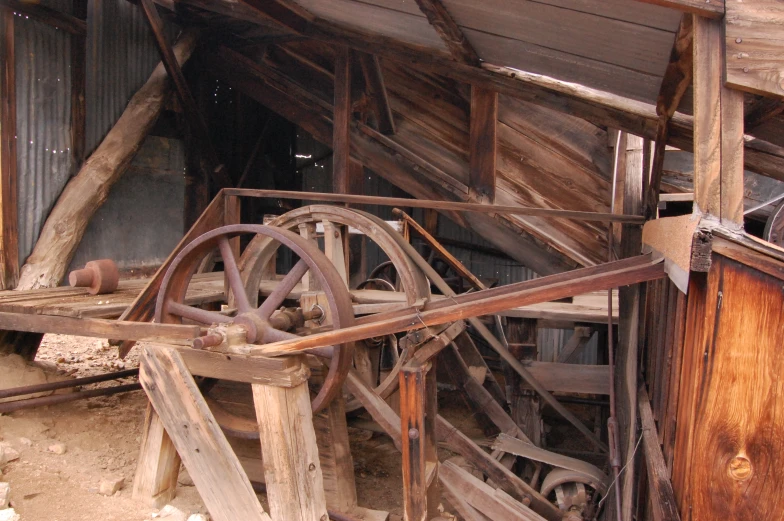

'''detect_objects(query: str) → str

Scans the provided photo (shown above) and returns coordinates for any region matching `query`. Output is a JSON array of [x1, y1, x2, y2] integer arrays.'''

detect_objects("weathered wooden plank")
[[693, 17, 722, 217], [132, 406, 181, 508], [0, 6, 17, 290], [638, 386, 681, 521], [720, 86, 745, 226], [356, 52, 395, 135], [252, 377, 328, 521], [413, 0, 479, 66], [469, 87, 498, 202], [333, 45, 352, 193], [140, 346, 271, 521], [725, 0, 784, 96], [521, 361, 610, 395]]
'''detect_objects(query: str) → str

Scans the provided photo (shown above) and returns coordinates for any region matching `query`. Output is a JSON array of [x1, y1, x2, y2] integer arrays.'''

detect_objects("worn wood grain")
[[720, 86, 744, 226], [633, 0, 724, 18], [140, 345, 270, 521], [132, 405, 181, 508], [469, 87, 498, 202], [725, 0, 784, 96], [413, 0, 479, 65]]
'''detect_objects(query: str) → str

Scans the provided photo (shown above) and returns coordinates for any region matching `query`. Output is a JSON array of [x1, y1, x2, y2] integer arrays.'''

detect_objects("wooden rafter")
[[469, 87, 497, 202], [632, 0, 724, 19], [0, 0, 86, 34], [355, 52, 395, 135], [187, 0, 784, 184], [241, 0, 313, 35], [645, 15, 693, 219], [333, 45, 351, 193], [139, 0, 232, 189], [413, 0, 480, 66]]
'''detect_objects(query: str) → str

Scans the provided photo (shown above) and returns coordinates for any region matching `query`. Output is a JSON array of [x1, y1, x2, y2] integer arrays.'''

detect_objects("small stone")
[[186, 515, 208, 521], [156, 505, 187, 521], [98, 476, 124, 496], [18, 438, 31, 448], [47, 442, 67, 455], [0, 482, 9, 509], [0, 508, 19, 521], [0, 444, 19, 466]]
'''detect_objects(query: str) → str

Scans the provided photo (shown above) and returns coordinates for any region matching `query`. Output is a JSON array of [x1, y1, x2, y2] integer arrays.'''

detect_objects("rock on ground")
[[47, 442, 67, 455], [153, 504, 187, 521], [186, 515, 208, 521], [0, 482, 9, 509], [0, 508, 19, 521], [0, 444, 19, 467], [99, 476, 124, 496], [0, 354, 72, 403]]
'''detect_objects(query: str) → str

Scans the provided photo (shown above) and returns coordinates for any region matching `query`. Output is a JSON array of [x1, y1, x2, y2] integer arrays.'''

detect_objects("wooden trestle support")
[[113, 190, 667, 521]]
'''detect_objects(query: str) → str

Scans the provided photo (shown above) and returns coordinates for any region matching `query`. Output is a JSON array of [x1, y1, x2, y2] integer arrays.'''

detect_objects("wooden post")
[[469, 87, 498, 203], [132, 405, 182, 508], [506, 317, 541, 446], [0, 6, 18, 289], [70, 0, 87, 173], [693, 16, 744, 228], [252, 376, 329, 521], [400, 361, 439, 521], [333, 45, 351, 194], [139, 346, 271, 521]]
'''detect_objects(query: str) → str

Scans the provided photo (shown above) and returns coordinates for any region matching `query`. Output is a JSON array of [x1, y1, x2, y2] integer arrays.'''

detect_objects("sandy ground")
[[0, 335, 410, 521]]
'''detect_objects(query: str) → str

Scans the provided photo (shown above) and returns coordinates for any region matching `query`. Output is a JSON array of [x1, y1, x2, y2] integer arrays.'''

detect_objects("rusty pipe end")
[[69, 268, 94, 288]]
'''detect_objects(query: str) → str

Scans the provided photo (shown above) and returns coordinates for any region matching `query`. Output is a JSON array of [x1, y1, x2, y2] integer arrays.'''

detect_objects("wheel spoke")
[[218, 236, 251, 313], [257, 258, 309, 318], [167, 300, 230, 326]]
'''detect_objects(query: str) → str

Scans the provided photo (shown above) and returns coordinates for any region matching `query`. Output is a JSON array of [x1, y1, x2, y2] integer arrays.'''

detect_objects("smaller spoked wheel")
[[154, 224, 355, 413]]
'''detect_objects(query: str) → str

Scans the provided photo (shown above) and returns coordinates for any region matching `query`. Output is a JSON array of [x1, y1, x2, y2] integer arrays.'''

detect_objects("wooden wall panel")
[[673, 253, 784, 520]]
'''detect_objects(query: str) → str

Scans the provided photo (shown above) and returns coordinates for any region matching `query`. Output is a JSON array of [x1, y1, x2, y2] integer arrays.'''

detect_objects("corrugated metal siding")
[[85, 0, 170, 154], [14, 14, 72, 267]]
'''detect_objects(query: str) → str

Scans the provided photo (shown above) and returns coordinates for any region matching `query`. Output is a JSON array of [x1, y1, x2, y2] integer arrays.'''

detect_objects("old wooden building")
[[0, 0, 782, 520]]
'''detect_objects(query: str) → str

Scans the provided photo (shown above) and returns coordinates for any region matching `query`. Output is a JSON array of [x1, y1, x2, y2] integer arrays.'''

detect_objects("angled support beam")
[[645, 15, 693, 220], [469, 87, 498, 203], [356, 52, 395, 135], [139, 0, 231, 189], [413, 0, 480, 66], [0, 6, 18, 289], [693, 16, 744, 226], [0, 0, 86, 34], [242, 0, 314, 34], [632, 0, 724, 19]]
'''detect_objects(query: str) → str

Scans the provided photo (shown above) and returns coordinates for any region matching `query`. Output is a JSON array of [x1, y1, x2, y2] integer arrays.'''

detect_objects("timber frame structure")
[[0, 1, 783, 521]]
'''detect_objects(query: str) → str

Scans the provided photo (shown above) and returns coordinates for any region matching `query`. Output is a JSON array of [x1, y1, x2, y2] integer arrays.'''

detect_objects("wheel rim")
[[154, 224, 355, 413]]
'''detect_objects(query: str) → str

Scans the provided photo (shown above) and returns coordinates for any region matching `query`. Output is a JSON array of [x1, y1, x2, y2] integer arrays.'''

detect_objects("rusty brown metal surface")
[[68, 258, 119, 294]]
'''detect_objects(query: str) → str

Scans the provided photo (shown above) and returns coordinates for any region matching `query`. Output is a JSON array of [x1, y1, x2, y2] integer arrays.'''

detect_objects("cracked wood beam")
[[413, 0, 480, 66], [140, 0, 231, 189], [645, 15, 693, 219]]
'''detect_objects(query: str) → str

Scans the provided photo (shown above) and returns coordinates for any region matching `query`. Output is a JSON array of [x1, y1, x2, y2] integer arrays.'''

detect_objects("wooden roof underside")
[[165, 0, 784, 274]]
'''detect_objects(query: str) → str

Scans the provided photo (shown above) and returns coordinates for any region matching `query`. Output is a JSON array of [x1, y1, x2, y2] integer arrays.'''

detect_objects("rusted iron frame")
[[0, 383, 141, 414]]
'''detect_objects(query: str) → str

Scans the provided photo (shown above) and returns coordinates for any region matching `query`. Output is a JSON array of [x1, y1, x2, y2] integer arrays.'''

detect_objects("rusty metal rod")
[[0, 368, 139, 399], [0, 383, 141, 413]]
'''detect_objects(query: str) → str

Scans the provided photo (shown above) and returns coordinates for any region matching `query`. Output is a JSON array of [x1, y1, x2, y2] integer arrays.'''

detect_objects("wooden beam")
[[638, 386, 681, 521], [139, 0, 231, 189], [140, 346, 271, 521], [355, 52, 395, 135], [0, 0, 86, 34], [70, 0, 88, 173], [333, 45, 351, 194], [632, 0, 724, 19], [745, 97, 784, 131], [646, 15, 693, 220], [693, 16, 744, 226], [241, 0, 314, 35], [413, 0, 480, 66], [132, 406, 181, 508], [469, 87, 498, 203], [197, 0, 784, 183], [0, 6, 18, 290], [725, 0, 784, 96]]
